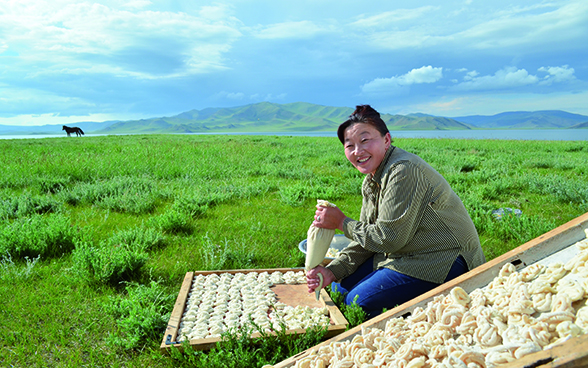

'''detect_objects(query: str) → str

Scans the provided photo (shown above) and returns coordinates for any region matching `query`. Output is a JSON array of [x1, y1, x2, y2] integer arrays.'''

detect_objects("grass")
[[0, 134, 587, 367]]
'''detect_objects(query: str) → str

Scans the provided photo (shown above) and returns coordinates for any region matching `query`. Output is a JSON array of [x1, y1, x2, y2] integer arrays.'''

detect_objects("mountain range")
[[1, 102, 587, 135]]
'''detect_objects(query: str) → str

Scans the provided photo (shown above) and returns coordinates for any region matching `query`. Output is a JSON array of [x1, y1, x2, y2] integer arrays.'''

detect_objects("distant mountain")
[[0, 120, 119, 135], [386, 114, 475, 130], [2, 104, 586, 136], [97, 102, 473, 134], [570, 121, 588, 129], [453, 110, 588, 129]]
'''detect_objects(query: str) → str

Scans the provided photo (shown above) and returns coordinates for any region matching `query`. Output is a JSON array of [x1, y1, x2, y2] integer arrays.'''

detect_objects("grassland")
[[0, 134, 587, 367]]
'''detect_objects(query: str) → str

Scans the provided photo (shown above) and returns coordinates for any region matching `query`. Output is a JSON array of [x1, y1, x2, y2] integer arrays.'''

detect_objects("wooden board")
[[274, 211, 588, 368], [160, 268, 348, 353]]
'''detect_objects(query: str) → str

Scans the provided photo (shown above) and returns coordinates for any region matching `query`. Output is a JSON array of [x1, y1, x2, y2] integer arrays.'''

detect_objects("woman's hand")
[[313, 204, 347, 231], [306, 266, 336, 294]]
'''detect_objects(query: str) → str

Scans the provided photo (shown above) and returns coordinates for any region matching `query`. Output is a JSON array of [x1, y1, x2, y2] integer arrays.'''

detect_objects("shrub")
[[528, 175, 588, 206], [148, 209, 193, 234], [0, 214, 76, 259], [72, 227, 165, 285], [279, 182, 339, 207], [200, 235, 258, 271], [59, 176, 161, 214], [169, 318, 328, 367], [0, 252, 40, 282], [103, 281, 174, 350], [0, 194, 61, 219]]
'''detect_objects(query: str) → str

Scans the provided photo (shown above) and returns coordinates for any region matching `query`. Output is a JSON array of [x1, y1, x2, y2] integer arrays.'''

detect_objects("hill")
[[453, 110, 588, 129], [2, 104, 586, 136], [97, 102, 473, 134]]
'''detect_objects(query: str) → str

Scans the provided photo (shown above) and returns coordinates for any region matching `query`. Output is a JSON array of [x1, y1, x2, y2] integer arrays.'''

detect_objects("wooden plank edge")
[[160, 272, 194, 353], [191, 267, 305, 276], [499, 334, 588, 368], [273, 212, 588, 367], [319, 288, 349, 327]]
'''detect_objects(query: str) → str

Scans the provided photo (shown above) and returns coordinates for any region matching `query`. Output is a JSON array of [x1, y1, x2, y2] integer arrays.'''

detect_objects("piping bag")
[[305, 199, 337, 300]]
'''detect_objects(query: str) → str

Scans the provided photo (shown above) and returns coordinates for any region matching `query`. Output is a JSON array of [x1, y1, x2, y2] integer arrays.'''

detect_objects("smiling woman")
[[306, 105, 487, 318]]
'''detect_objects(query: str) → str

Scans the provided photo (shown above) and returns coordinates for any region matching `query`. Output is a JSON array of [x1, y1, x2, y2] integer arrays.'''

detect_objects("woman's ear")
[[384, 132, 392, 149]]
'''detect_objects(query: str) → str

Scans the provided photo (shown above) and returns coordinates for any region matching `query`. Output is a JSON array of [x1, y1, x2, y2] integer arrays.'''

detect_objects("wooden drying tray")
[[160, 268, 348, 353], [275, 211, 588, 368]]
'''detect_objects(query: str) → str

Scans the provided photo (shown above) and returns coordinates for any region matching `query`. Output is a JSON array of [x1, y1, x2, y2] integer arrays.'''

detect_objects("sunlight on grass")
[[0, 134, 587, 367]]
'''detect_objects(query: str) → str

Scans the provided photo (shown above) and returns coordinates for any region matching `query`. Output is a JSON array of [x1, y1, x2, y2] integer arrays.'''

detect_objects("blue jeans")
[[331, 255, 468, 318]]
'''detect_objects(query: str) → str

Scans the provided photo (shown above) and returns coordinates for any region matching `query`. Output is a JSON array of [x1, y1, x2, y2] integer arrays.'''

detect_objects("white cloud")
[[538, 65, 575, 84], [457, 1, 588, 49], [464, 70, 479, 81], [251, 21, 332, 39], [350, 6, 438, 28], [452, 67, 538, 91], [0, 2, 242, 79], [121, 1, 152, 10], [361, 66, 443, 94]]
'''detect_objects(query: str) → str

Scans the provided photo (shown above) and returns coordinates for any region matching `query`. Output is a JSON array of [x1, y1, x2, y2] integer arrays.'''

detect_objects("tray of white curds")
[[160, 268, 348, 352], [272, 211, 588, 368]]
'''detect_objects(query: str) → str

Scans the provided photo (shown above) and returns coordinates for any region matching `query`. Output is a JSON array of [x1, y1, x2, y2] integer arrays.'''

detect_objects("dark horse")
[[62, 125, 85, 137]]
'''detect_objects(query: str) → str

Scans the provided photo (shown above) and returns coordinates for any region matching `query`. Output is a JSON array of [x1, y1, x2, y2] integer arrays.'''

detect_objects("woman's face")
[[343, 123, 391, 175]]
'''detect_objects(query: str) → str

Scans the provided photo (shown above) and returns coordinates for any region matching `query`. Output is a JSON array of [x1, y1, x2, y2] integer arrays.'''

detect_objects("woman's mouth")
[[357, 156, 370, 164]]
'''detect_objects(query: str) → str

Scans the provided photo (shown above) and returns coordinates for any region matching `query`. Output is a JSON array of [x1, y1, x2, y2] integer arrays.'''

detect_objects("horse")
[[62, 125, 85, 137]]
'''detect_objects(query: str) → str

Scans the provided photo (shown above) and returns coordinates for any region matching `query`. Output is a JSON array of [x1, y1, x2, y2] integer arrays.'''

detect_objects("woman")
[[307, 105, 486, 318]]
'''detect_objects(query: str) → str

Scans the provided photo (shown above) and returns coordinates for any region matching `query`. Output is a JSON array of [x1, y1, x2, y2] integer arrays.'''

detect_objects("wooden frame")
[[274, 212, 588, 368], [160, 268, 348, 353]]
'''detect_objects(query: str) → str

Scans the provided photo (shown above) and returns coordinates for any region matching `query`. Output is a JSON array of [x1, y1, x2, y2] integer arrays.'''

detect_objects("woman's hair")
[[337, 105, 390, 144]]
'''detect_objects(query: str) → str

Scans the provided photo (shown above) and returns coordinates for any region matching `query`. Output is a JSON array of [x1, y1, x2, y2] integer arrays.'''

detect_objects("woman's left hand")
[[313, 205, 347, 231]]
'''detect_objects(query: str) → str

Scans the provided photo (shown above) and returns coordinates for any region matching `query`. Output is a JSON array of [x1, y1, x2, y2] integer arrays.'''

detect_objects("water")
[[1, 129, 588, 141]]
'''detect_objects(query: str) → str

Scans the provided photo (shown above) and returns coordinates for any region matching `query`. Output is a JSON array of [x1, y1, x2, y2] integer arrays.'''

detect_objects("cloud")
[[361, 66, 443, 94], [457, 1, 588, 49], [452, 65, 577, 91], [452, 67, 538, 91], [251, 20, 332, 39], [0, 2, 242, 79], [350, 6, 438, 29], [538, 65, 575, 84]]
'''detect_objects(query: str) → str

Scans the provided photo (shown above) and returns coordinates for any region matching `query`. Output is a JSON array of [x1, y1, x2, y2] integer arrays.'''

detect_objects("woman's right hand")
[[313, 205, 347, 231], [306, 266, 336, 294]]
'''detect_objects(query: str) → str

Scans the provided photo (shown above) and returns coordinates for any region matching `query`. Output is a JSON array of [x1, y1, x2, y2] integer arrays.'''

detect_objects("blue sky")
[[1, 0, 587, 126]]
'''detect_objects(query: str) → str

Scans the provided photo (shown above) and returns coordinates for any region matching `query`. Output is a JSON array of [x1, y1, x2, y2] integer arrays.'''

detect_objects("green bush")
[[169, 319, 328, 367], [0, 253, 40, 282], [200, 235, 258, 271], [148, 209, 193, 234], [528, 174, 588, 206], [0, 194, 61, 219], [60, 176, 161, 214], [103, 281, 174, 350], [0, 214, 76, 259], [72, 227, 165, 285]]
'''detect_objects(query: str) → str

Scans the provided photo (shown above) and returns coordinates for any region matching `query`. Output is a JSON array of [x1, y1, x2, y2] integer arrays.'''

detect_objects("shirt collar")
[[368, 145, 395, 185]]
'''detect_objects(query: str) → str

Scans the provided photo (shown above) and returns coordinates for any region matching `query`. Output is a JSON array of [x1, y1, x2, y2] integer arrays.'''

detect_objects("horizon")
[[1, 1, 587, 127], [1, 103, 587, 128]]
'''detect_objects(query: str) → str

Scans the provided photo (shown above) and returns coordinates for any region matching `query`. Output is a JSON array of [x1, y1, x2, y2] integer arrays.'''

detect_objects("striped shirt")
[[326, 146, 486, 284]]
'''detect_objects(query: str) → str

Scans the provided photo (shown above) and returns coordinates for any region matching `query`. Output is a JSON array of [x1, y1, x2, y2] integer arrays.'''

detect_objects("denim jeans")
[[331, 255, 469, 318]]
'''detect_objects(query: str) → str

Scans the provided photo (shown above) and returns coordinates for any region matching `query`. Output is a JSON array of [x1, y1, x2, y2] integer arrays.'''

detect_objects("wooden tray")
[[160, 268, 348, 352], [274, 211, 588, 368]]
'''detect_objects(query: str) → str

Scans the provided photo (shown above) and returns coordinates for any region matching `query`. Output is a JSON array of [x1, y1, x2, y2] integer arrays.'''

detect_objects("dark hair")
[[337, 105, 390, 144]]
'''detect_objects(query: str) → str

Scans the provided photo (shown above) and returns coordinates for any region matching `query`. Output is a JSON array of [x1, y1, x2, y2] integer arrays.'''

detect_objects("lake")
[[1, 129, 588, 141]]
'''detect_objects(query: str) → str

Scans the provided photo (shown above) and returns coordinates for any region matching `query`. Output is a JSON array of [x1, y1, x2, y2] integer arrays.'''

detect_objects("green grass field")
[[0, 134, 587, 367]]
